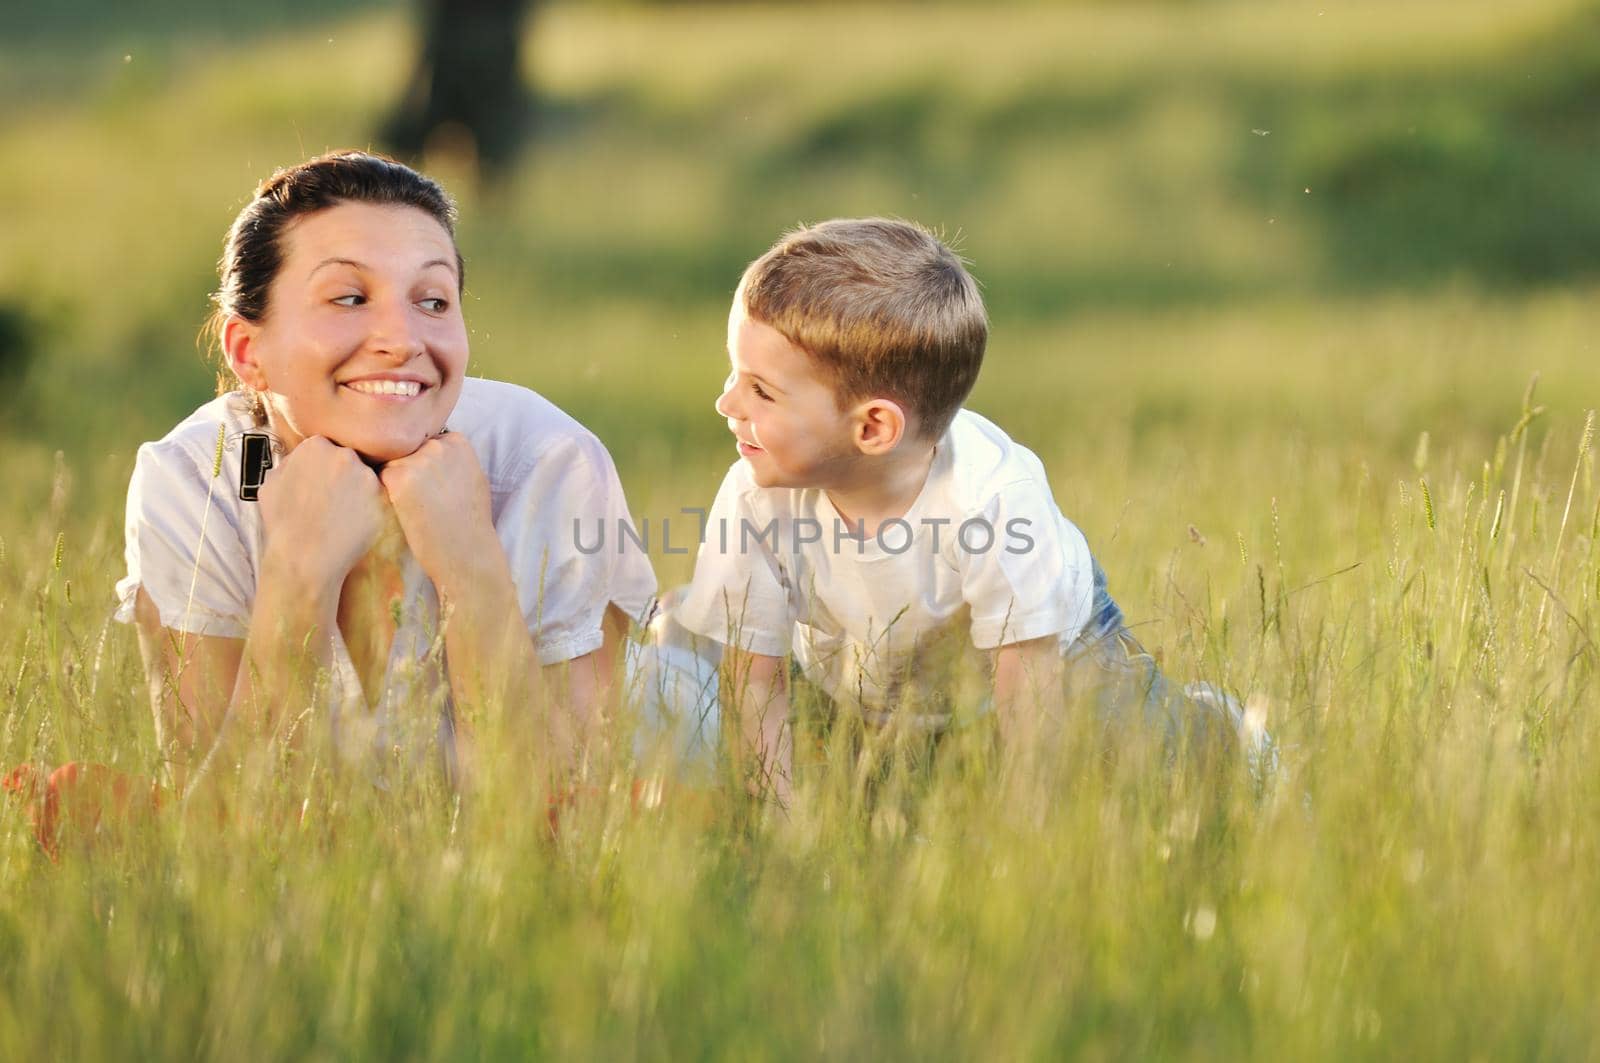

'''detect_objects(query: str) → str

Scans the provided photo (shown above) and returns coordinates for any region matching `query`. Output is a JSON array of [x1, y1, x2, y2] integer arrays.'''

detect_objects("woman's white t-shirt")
[[115, 378, 657, 758]]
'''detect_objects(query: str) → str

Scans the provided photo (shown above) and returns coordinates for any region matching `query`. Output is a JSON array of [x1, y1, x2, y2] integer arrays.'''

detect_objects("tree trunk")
[[384, 0, 533, 177]]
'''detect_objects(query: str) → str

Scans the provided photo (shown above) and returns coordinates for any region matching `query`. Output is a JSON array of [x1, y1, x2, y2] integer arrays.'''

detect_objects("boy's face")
[[715, 305, 859, 489], [230, 202, 468, 463]]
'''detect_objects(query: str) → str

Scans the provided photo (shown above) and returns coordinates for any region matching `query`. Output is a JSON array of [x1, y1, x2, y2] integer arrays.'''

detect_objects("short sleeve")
[[115, 440, 255, 638], [673, 463, 793, 657], [496, 434, 658, 666], [960, 481, 1095, 650]]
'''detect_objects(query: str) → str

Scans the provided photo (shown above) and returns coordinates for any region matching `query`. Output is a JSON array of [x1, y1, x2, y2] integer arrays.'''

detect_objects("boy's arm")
[[722, 646, 792, 807], [991, 634, 1066, 755]]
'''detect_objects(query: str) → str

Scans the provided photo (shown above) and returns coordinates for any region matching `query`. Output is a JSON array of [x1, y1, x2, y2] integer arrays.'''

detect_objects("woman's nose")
[[370, 297, 425, 360]]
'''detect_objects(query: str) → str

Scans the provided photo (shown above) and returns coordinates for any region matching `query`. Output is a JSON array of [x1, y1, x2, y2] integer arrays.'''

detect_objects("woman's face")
[[229, 201, 468, 463]]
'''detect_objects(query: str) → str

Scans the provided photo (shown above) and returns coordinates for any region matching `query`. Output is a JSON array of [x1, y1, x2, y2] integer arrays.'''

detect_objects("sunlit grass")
[[3, 395, 1597, 1056], [5, 0, 1600, 1056]]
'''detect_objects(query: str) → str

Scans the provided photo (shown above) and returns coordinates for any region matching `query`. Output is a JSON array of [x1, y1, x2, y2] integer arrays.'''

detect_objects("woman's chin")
[[340, 432, 429, 466]]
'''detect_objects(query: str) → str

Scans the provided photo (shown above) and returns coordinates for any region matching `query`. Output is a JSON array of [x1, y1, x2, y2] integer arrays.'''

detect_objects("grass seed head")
[[211, 423, 227, 479]]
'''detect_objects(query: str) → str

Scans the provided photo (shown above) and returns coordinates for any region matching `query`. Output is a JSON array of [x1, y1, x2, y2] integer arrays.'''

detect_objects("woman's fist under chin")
[[257, 436, 392, 591], [378, 432, 498, 592]]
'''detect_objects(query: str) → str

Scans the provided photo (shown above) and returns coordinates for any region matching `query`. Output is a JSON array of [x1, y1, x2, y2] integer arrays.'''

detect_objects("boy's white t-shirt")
[[115, 378, 657, 756], [674, 408, 1097, 715]]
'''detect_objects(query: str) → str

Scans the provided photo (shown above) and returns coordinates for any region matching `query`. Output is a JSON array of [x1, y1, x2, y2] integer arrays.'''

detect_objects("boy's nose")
[[714, 381, 739, 419]]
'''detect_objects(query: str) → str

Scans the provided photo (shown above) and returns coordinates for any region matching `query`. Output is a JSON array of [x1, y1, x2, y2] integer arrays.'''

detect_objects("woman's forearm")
[[179, 554, 342, 813], [429, 540, 547, 753], [225, 554, 343, 748]]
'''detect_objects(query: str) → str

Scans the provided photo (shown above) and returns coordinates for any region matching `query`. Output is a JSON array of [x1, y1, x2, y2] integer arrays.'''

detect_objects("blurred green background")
[[4, 0, 1599, 592], [7, 5, 1600, 1058]]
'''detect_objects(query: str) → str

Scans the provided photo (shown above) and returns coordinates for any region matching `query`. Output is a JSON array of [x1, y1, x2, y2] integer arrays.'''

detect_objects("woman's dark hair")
[[205, 151, 464, 391]]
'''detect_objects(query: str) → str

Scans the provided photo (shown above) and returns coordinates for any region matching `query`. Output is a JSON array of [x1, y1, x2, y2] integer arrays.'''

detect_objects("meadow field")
[[4, 0, 1600, 1056]]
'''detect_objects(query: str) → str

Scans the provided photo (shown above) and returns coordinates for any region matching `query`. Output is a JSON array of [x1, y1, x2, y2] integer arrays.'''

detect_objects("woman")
[[116, 151, 659, 791]]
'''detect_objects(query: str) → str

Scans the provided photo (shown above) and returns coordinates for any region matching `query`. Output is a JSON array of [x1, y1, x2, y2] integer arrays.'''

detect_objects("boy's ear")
[[850, 397, 910, 456], [221, 315, 268, 391]]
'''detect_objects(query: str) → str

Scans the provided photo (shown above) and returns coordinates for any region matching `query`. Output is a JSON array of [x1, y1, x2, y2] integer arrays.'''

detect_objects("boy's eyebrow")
[[308, 257, 458, 278], [729, 357, 787, 396], [749, 372, 786, 395]]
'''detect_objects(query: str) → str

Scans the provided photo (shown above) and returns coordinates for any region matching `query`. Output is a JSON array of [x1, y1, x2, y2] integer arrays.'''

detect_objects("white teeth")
[[346, 380, 422, 397]]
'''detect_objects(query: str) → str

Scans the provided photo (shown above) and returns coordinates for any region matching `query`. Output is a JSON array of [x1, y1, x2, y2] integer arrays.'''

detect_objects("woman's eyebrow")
[[309, 256, 367, 277], [307, 257, 457, 277]]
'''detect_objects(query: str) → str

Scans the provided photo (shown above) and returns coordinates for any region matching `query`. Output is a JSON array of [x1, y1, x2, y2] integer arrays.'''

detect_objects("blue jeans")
[[1070, 559, 1270, 769]]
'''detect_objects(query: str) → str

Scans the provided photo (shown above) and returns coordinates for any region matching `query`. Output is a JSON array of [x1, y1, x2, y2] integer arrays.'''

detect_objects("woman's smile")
[[340, 374, 433, 400]]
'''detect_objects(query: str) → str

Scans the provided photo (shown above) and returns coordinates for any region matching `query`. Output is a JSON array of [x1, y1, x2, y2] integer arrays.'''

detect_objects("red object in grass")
[[3, 762, 166, 859]]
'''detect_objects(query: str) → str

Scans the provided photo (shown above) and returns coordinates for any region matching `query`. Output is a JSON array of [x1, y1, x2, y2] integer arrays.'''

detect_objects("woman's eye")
[[418, 297, 450, 313], [331, 294, 365, 307]]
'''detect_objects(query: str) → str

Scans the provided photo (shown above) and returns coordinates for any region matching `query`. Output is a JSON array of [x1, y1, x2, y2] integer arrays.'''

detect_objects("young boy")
[[671, 219, 1263, 802]]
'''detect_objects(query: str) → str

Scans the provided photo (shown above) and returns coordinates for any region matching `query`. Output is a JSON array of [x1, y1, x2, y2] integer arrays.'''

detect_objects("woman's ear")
[[221, 315, 268, 391], [851, 397, 909, 456]]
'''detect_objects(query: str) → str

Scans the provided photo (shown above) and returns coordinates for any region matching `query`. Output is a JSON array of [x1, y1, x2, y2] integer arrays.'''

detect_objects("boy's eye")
[[331, 294, 365, 307], [751, 382, 773, 401]]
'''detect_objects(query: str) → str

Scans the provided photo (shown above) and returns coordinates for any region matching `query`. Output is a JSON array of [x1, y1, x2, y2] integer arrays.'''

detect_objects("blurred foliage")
[[6, 0, 389, 103], [1, 0, 1599, 541], [0, 303, 38, 428], [11, 0, 386, 48], [1261, 6, 1600, 287], [0, 303, 33, 382]]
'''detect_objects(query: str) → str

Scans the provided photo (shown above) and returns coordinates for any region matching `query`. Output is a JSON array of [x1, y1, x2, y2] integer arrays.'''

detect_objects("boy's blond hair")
[[738, 218, 988, 440]]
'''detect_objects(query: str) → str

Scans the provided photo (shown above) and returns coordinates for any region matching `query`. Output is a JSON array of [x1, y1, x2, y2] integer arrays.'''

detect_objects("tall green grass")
[[3, 392, 1596, 1057], [5, 1, 1600, 1056]]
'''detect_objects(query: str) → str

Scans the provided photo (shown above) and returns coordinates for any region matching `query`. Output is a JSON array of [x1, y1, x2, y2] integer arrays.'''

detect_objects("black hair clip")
[[239, 431, 275, 501]]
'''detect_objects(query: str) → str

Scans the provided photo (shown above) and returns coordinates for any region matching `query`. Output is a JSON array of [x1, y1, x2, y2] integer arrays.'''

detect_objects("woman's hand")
[[379, 432, 500, 594], [258, 436, 390, 592]]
